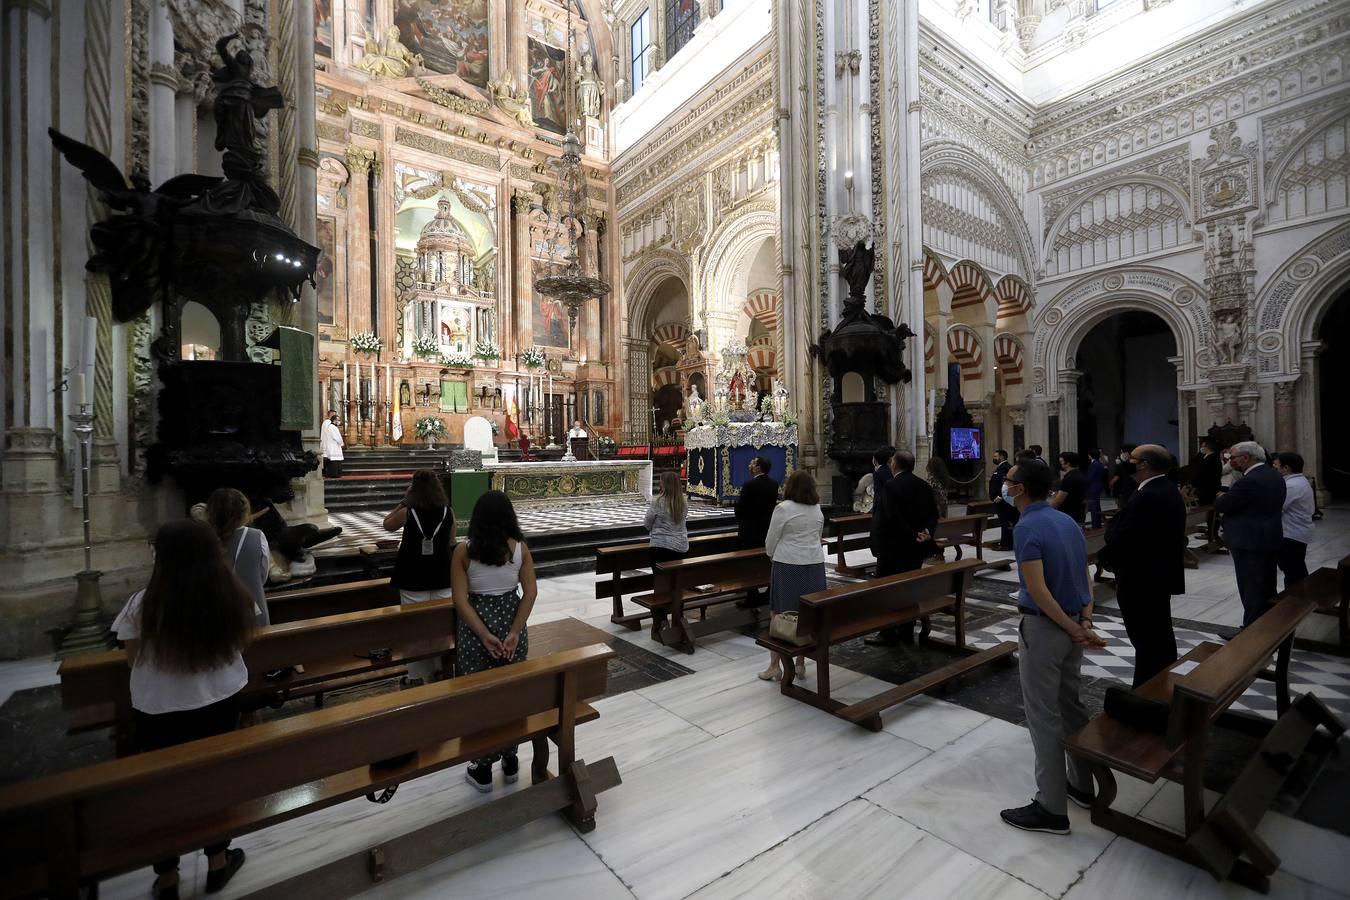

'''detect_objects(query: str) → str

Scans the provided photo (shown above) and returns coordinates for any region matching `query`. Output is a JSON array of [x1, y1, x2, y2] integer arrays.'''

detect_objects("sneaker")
[[1000, 800, 1070, 834], [464, 762, 493, 793], [204, 849, 246, 894], [502, 753, 520, 784], [1067, 781, 1095, 809]]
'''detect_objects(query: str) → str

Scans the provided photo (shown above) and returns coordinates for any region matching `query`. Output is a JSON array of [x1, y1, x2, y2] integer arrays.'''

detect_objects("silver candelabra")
[[58, 403, 112, 657]]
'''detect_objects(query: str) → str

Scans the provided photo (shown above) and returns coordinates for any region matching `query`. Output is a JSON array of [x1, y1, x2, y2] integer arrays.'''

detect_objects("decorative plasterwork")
[[394, 126, 501, 170], [1254, 220, 1350, 374], [1191, 122, 1258, 224], [1260, 87, 1350, 192], [920, 140, 1037, 282], [1038, 146, 1191, 236], [416, 77, 494, 117]]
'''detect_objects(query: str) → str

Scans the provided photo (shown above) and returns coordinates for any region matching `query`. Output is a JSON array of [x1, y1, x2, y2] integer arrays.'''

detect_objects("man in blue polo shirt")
[[999, 459, 1106, 835]]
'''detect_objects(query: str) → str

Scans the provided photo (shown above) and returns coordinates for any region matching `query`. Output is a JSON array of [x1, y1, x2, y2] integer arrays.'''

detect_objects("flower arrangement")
[[474, 340, 501, 361], [349, 332, 381, 355], [519, 346, 546, 369], [490, 420, 501, 436], [441, 352, 477, 369], [709, 408, 731, 427], [595, 434, 617, 453], [414, 416, 447, 438], [411, 335, 440, 359]]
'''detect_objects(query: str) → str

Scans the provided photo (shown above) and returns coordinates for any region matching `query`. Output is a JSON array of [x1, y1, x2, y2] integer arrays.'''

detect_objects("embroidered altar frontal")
[[685, 423, 798, 503], [487, 460, 654, 507]]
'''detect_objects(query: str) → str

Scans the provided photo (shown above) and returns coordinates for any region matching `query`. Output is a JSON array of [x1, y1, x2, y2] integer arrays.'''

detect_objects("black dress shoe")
[[1000, 800, 1070, 834], [205, 849, 246, 894], [863, 633, 902, 647]]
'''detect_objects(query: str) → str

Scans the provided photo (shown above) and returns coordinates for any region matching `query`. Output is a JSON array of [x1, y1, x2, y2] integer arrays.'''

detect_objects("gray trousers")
[[1018, 614, 1092, 816]]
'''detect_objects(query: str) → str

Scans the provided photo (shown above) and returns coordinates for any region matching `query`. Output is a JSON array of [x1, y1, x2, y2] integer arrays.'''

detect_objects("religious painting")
[[395, 0, 490, 87], [315, 217, 337, 325], [527, 38, 567, 135], [314, 0, 333, 58], [531, 263, 570, 349]]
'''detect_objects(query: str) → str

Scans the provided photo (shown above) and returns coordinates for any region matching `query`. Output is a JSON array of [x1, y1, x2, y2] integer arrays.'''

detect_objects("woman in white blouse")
[[759, 470, 827, 682], [111, 519, 255, 899]]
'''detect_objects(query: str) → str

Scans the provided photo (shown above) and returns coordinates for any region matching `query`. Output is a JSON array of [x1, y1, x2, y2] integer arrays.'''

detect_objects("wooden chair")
[[60, 601, 458, 755], [265, 577, 400, 625], [755, 558, 1016, 731], [644, 549, 774, 653], [594, 530, 740, 630], [3, 645, 620, 900], [1064, 568, 1344, 893]]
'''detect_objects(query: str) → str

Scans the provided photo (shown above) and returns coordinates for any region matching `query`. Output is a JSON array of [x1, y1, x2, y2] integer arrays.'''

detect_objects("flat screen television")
[[950, 426, 982, 461]]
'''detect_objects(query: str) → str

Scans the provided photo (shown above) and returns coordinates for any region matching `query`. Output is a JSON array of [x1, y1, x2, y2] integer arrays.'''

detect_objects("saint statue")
[[576, 52, 603, 119], [211, 33, 284, 182], [685, 383, 704, 423], [356, 26, 422, 79], [1214, 314, 1243, 365], [488, 71, 535, 129]]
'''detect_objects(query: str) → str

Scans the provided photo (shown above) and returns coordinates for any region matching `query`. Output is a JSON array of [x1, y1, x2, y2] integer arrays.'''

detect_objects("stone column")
[[343, 147, 377, 339], [1299, 341, 1328, 506], [510, 192, 532, 363], [967, 400, 990, 495], [148, 4, 177, 184], [1273, 380, 1297, 453], [651, 3, 667, 71], [1057, 369, 1081, 452]]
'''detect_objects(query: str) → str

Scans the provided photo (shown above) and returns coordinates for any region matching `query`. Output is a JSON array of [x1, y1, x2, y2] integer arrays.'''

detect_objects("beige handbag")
[[769, 612, 811, 646]]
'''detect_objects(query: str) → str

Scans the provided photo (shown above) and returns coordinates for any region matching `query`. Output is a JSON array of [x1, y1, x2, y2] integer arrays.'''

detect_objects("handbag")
[[769, 611, 811, 646]]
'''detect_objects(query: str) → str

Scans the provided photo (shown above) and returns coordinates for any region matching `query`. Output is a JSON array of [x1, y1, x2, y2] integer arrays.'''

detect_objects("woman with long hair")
[[111, 519, 255, 899], [206, 487, 271, 625], [645, 470, 689, 565], [383, 469, 456, 684], [451, 490, 538, 792], [759, 470, 825, 682], [926, 455, 950, 519]]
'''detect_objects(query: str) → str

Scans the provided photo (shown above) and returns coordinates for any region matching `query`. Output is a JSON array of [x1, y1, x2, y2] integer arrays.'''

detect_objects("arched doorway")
[[1075, 310, 1179, 456], [646, 275, 691, 433], [1317, 286, 1350, 497]]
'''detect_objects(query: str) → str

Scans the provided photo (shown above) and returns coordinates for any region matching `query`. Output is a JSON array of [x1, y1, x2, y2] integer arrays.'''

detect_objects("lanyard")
[[409, 507, 446, 555]]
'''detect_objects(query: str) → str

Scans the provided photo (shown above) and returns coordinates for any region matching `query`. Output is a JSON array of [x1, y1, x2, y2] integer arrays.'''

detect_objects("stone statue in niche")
[[685, 383, 704, 423], [1214, 312, 1244, 365], [488, 71, 536, 129], [576, 52, 603, 118], [356, 26, 423, 79]]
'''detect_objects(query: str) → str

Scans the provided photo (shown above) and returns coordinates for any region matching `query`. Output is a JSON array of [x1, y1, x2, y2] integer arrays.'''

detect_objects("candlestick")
[[76, 372, 88, 406], [57, 403, 111, 657]]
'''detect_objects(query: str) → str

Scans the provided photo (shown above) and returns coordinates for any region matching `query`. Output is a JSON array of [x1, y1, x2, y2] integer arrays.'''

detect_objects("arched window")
[[665, 0, 699, 62]]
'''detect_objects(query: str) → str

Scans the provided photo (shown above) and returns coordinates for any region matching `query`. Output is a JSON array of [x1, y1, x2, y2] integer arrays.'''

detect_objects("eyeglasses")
[[1004, 477, 1022, 485]]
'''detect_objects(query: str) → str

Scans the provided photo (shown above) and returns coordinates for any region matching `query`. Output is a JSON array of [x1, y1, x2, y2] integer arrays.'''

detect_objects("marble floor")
[[2, 507, 1348, 899]]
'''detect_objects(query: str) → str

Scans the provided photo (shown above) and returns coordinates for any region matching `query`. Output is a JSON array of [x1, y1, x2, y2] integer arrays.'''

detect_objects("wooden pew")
[[2, 645, 620, 900], [1335, 555, 1350, 651], [644, 549, 774, 653], [756, 558, 1016, 731], [266, 577, 400, 624], [595, 530, 740, 630], [60, 601, 458, 754], [1064, 567, 1344, 893], [827, 513, 874, 576], [1182, 504, 1214, 569], [932, 513, 988, 562]]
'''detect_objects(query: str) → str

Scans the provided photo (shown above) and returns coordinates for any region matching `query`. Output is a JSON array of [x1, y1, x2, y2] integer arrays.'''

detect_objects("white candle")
[[371, 362, 377, 406], [82, 316, 97, 371], [76, 372, 87, 406]]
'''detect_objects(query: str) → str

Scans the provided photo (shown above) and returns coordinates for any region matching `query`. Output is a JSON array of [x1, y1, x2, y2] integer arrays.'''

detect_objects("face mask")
[[1000, 482, 1015, 505]]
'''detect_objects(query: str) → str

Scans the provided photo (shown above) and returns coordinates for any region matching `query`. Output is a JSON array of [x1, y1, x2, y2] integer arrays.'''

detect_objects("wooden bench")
[[595, 530, 741, 630], [830, 512, 1003, 577], [60, 601, 458, 755], [1333, 555, 1350, 651], [1064, 567, 1345, 893], [1182, 504, 1215, 569], [2, 644, 620, 900], [266, 577, 400, 624], [644, 548, 774, 653], [756, 558, 1016, 731], [932, 513, 989, 562]]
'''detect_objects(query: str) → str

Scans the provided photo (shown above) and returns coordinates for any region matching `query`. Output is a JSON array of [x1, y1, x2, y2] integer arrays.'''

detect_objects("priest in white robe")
[[321, 411, 345, 478]]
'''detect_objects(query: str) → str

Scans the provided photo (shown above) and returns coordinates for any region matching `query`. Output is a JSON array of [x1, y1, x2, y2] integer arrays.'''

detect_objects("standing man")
[[998, 460, 1105, 835], [1050, 452, 1088, 527], [1110, 444, 1138, 508], [1193, 438, 1223, 506], [1215, 441, 1286, 626], [320, 410, 345, 479], [1272, 451, 1314, 588], [866, 450, 938, 646], [735, 455, 779, 608], [1102, 444, 1185, 686], [869, 446, 896, 570], [1085, 449, 1107, 529], [1029, 445, 1046, 464], [990, 449, 1016, 550]]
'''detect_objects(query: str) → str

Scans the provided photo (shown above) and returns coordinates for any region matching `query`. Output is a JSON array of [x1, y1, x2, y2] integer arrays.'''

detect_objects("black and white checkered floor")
[[928, 593, 1350, 722], [328, 497, 729, 547]]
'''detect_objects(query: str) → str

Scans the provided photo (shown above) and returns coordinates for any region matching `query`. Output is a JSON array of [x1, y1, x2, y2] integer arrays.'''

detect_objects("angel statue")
[[211, 33, 284, 185], [488, 71, 535, 129], [49, 128, 221, 323], [356, 26, 422, 79]]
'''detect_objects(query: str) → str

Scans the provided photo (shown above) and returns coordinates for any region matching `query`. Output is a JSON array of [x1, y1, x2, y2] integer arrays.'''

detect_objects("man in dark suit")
[[734, 455, 779, 608], [1192, 437, 1222, 506], [866, 449, 939, 646], [869, 445, 896, 570], [1102, 444, 1186, 686], [1215, 441, 1287, 626], [989, 449, 1016, 550]]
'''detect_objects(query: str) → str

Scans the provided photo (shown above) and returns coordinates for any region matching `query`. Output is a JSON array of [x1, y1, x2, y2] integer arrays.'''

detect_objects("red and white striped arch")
[[946, 325, 983, 382], [993, 275, 1033, 319], [741, 291, 781, 330], [922, 252, 949, 293], [947, 260, 995, 310], [651, 322, 690, 349], [994, 332, 1025, 386], [651, 366, 680, 388], [924, 323, 936, 377]]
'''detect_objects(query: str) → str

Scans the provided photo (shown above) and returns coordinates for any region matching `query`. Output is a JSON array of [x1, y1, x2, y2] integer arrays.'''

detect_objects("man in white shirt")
[[1272, 451, 1315, 588], [320, 410, 345, 478]]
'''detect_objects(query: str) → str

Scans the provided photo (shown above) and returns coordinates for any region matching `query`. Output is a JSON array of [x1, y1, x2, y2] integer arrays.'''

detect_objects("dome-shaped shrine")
[[416, 198, 475, 288]]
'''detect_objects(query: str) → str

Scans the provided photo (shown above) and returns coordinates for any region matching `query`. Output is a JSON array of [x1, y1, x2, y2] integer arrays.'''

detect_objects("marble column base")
[[2, 427, 60, 493]]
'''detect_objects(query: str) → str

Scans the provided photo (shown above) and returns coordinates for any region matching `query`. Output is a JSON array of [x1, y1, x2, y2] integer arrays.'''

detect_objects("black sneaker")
[[464, 762, 493, 793], [204, 848, 246, 894], [1000, 800, 1070, 834], [1067, 781, 1095, 809], [502, 753, 520, 784]]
